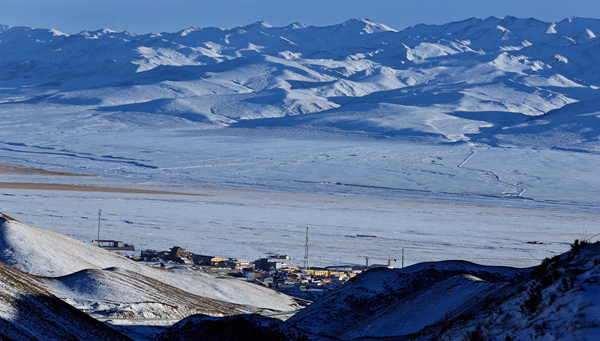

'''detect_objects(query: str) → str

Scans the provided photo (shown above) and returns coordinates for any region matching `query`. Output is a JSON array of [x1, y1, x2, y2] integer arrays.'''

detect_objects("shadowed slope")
[[0, 260, 131, 341], [0, 213, 297, 312]]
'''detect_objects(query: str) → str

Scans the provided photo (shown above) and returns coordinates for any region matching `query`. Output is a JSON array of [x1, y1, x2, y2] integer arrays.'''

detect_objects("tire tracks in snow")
[[457, 145, 526, 198]]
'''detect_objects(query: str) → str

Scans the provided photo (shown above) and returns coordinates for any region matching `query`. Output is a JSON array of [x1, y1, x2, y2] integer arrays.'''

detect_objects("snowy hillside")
[[0, 259, 130, 340], [430, 241, 600, 341], [0, 213, 297, 313], [44, 267, 262, 320], [288, 260, 527, 338], [155, 242, 600, 341]]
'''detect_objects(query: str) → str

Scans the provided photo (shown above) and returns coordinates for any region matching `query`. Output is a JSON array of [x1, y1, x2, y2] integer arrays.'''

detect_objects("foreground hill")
[[153, 314, 333, 341], [0, 212, 296, 313], [0, 259, 130, 341], [156, 241, 600, 340], [436, 241, 600, 341], [288, 260, 527, 338], [0, 212, 296, 340], [43, 267, 262, 320]]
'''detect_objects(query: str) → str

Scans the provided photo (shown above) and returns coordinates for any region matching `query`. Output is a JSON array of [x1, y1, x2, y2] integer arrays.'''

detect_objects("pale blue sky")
[[1, 0, 599, 34]]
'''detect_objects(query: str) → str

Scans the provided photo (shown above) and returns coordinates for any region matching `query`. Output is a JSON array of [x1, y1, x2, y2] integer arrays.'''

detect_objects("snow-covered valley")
[[1, 14, 600, 340]]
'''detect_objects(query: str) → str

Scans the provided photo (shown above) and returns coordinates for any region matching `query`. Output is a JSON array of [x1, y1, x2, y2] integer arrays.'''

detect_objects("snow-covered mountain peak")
[[180, 27, 200, 36], [339, 18, 398, 34], [48, 28, 69, 37], [257, 20, 273, 28], [240, 21, 273, 31], [286, 22, 310, 29], [75, 27, 125, 39], [576, 28, 597, 43], [546, 23, 557, 34], [99, 28, 117, 34]]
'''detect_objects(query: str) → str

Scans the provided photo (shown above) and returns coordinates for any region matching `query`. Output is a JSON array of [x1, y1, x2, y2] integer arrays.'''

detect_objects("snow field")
[[0, 180, 594, 270]]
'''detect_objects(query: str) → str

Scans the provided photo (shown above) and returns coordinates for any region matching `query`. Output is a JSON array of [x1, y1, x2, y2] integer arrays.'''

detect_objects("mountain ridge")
[[2, 15, 598, 142], [1, 16, 600, 207]]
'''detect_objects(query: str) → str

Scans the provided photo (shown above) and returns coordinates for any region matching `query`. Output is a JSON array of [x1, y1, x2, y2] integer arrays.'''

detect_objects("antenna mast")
[[304, 227, 310, 271], [97, 209, 102, 246]]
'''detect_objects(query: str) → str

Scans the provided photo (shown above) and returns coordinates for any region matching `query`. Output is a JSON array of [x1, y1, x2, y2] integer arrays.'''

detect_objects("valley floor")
[[0, 161, 595, 269]]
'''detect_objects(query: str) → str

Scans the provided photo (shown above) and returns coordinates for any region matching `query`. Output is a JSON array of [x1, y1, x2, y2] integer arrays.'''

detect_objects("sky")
[[0, 0, 599, 34]]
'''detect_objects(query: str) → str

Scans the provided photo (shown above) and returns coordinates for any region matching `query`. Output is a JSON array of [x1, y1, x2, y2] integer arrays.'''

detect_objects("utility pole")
[[97, 209, 102, 246], [303, 227, 310, 271], [402, 248, 404, 268]]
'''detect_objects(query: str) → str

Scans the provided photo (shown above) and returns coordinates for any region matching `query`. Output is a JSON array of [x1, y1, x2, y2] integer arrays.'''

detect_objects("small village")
[[94, 239, 395, 298], [138, 246, 375, 298]]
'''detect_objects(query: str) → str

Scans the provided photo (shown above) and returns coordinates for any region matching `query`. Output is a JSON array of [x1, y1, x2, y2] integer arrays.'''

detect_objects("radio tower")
[[303, 227, 310, 271]]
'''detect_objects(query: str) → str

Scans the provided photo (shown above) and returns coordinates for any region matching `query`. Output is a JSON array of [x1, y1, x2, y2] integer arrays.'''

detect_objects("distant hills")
[[1, 16, 600, 148]]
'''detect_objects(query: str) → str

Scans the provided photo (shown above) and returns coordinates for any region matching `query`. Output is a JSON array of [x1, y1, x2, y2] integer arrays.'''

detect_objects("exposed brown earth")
[[0, 163, 97, 177], [0, 162, 208, 196], [0, 182, 207, 196]]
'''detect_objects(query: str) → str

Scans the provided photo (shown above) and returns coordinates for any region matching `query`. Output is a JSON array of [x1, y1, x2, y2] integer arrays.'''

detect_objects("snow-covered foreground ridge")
[[0, 212, 297, 314], [160, 242, 600, 341], [1, 16, 600, 140], [0, 256, 129, 340]]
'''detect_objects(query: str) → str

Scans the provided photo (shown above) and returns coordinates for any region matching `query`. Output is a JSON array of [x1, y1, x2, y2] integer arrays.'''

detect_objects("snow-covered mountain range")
[[1, 16, 600, 211], [1, 16, 600, 145]]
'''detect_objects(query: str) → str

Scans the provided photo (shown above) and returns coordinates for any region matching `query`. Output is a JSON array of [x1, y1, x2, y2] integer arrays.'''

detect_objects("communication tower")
[[304, 227, 310, 270]]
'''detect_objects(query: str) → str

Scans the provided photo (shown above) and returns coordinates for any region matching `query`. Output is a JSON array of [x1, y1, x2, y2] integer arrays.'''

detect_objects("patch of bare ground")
[[0, 182, 208, 196], [0, 162, 97, 177]]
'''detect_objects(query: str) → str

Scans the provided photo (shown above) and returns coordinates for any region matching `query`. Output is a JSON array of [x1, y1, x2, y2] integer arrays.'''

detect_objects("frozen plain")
[[0, 122, 598, 269], [1, 16, 600, 269]]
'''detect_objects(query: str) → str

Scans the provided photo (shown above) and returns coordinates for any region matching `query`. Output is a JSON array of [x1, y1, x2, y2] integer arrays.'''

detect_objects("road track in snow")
[[457, 146, 526, 198]]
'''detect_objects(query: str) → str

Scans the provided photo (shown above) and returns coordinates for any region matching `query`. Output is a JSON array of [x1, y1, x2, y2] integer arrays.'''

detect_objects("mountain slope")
[[43, 267, 262, 321], [1, 16, 599, 146], [432, 241, 600, 341], [0, 213, 297, 312], [0, 259, 131, 341], [283, 242, 600, 341], [338, 273, 502, 339], [287, 261, 526, 338], [493, 96, 600, 150]]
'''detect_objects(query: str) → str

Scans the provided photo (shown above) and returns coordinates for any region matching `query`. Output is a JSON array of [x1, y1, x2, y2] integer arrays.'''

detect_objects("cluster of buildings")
[[243, 264, 361, 291], [140, 246, 250, 269], [137, 246, 364, 293]]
